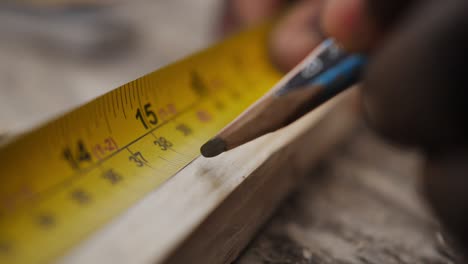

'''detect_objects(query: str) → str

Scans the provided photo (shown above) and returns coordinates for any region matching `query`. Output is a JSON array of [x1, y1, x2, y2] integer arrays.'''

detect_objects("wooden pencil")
[[200, 39, 366, 157]]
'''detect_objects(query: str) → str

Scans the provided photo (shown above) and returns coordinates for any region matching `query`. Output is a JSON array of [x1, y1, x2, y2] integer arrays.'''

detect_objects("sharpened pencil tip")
[[201, 137, 226, 158]]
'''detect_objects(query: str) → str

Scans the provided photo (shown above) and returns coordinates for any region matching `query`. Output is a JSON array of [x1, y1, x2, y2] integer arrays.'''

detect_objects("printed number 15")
[[136, 103, 158, 129]]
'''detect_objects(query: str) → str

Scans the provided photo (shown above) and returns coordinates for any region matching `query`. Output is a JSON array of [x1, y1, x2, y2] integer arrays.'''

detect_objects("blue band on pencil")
[[275, 39, 348, 96], [311, 54, 367, 91]]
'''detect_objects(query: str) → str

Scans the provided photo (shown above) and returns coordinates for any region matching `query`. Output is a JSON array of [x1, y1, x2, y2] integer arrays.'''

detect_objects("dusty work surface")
[[236, 126, 463, 264]]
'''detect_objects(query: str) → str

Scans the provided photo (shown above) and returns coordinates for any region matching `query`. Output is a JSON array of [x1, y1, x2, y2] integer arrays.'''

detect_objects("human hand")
[[222, 0, 468, 250]]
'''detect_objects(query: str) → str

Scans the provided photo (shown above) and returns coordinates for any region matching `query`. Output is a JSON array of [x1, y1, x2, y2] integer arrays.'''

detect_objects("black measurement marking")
[[129, 83, 133, 103], [70, 189, 91, 205], [104, 95, 109, 114], [191, 71, 209, 97], [131, 83, 137, 101], [153, 136, 173, 151], [135, 109, 146, 129], [19, 101, 199, 210], [169, 147, 190, 158], [135, 81, 140, 100], [148, 79, 157, 103], [63, 140, 92, 170], [119, 89, 127, 119], [158, 155, 177, 165], [128, 151, 147, 167], [111, 92, 118, 118], [127, 148, 155, 169], [176, 124, 193, 136], [99, 97, 105, 119], [144, 78, 149, 99], [139, 83, 144, 101], [100, 96, 113, 133], [102, 169, 122, 185], [150, 132, 188, 158], [135, 103, 158, 129], [128, 85, 134, 109], [103, 112, 113, 134], [102, 95, 107, 114], [94, 102, 195, 166], [124, 86, 129, 105], [36, 213, 56, 229], [138, 82, 143, 101], [103, 95, 109, 116], [136, 83, 146, 125], [158, 156, 170, 162], [83, 105, 93, 137], [114, 91, 119, 110], [93, 103, 100, 129]]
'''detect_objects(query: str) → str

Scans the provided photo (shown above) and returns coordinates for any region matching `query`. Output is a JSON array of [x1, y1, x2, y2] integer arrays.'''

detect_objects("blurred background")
[[0, 0, 221, 133]]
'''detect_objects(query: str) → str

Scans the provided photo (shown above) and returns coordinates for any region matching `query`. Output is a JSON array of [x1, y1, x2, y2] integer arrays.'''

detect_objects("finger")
[[423, 149, 468, 250], [322, 0, 420, 52], [366, 0, 417, 31], [269, 0, 325, 71], [361, 0, 468, 151], [360, 0, 468, 252], [321, 0, 379, 51], [232, 0, 285, 25]]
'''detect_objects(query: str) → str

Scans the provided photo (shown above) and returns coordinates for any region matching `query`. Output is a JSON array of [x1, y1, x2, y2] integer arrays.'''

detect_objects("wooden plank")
[[60, 90, 360, 264]]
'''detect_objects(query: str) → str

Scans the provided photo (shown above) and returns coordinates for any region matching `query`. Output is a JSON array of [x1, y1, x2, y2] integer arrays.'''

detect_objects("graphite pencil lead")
[[201, 137, 227, 158]]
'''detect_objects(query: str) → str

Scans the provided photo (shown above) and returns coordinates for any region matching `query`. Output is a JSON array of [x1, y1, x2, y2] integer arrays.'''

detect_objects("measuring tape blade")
[[0, 25, 280, 264]]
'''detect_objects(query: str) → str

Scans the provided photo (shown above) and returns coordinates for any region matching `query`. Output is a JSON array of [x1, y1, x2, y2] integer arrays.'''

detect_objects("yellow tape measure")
[[0, 26, 281, 264]]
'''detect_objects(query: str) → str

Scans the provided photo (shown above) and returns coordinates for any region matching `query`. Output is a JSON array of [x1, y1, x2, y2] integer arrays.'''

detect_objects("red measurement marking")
[[231, 91, 241, 100], [1, 185, 34, 214], [196, 109, 212, 122], [210, 77, 224, 90], [92, 137, 119, 160], [158, 104, 178, 121]]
